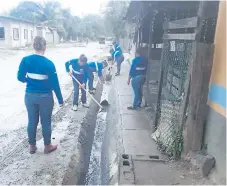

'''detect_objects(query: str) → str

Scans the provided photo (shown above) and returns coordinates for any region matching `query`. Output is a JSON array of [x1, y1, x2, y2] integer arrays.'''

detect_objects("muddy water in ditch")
[[85, 111, 107, 185], [84, 84, 111, 185]]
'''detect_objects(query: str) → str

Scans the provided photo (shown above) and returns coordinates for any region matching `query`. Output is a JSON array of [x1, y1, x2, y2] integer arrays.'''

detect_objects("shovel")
[[70, 74, 109, 110]]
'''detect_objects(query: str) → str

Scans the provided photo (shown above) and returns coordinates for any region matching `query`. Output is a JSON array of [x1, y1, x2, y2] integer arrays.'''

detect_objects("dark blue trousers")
[[116, 55, 124, 74], [72, 77, 86, 105], [25, 92, 54, 145], [87, 68, 94, 90], [131, 75, 146, 108]]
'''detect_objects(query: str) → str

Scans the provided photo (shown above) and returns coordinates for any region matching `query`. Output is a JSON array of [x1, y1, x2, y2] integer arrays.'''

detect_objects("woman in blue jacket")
[[17, 36, 63, 154], [111, 41, 124, 76], [65, 54, 89, 111], [127, 47, 148, 110], [87, 60, 108, 94]]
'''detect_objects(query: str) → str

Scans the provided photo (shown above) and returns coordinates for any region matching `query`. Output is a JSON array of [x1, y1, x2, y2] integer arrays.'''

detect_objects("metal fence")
[[152, 40, 193, 157]]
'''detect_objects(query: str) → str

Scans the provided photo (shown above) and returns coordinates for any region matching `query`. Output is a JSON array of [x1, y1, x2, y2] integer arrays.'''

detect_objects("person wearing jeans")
[[87, 61, 108, 94], [131, 75, 146, 108], [72, 75, 87, 106], [17, 36, 63, 154], [127, 47, 148, 109], [25, 93, 54, 147], [111, 41, 124, 76], [65, 54, 89, 111]]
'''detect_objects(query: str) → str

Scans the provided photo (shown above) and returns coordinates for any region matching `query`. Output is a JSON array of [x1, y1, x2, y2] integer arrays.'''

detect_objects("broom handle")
[[70, 74, 103, 109]]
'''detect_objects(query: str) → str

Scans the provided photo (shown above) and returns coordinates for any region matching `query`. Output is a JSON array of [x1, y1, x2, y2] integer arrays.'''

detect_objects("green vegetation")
[[8, 0, 129, 41]]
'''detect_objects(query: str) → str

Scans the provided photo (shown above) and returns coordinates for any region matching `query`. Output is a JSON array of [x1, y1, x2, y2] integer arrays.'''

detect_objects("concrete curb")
[[62, 82, 104, 185]]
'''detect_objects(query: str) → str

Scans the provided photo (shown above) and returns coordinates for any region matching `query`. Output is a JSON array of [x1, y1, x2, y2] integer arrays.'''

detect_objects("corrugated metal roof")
[[0, 16, 34, 24]]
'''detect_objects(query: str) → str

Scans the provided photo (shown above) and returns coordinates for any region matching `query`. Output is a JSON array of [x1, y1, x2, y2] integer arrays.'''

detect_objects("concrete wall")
[[0, 18, 36, 48], [204, 1, 226, 184], [37, 27, 59, 44], [53, 30, 59, 44], [0, 19, 11, 48]]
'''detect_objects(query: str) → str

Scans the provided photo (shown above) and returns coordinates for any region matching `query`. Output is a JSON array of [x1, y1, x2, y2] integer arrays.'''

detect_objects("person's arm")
[[49, 62, 63, 104], [83, 65, 88, 85], [128, 58, 136, 85], [97, 63, 103, 77], [65, 60, 72, 72], [113, 51, 119, 62], [98, 64, 104, 83], [17, 57, 27, 83]]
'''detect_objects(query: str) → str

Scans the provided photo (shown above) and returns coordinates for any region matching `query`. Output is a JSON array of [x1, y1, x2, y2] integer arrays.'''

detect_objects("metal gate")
[[152, 16, 198, 158]]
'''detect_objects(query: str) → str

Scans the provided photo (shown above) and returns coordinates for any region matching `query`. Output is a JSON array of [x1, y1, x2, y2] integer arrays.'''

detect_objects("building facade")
[[36, 25, 60, 44], [204, 1, 226, 183], [0, 16, 36, 48], [124, 1, 225, 184]]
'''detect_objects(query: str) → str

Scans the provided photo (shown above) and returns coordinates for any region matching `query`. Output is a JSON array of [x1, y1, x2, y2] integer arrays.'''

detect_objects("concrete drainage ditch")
[[62, 80, 118, 185], [62, 74, 124, 185]]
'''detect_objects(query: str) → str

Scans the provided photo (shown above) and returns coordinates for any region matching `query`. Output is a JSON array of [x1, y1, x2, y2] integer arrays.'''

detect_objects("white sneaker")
[[72, 105, 78, 111], [82, 103, 89, 108]]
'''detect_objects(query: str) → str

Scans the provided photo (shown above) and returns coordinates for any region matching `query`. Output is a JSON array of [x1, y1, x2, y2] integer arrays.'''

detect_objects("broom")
[[70, 74, 103, 109]]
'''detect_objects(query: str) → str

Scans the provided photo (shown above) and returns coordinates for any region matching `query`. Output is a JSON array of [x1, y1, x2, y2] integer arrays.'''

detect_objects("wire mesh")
[[152, 40, 193, 158]]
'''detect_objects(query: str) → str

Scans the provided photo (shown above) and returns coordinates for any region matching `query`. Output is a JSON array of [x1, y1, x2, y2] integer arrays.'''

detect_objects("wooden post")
[[145, 11, 153, 107], [184, 43, 214, 152]]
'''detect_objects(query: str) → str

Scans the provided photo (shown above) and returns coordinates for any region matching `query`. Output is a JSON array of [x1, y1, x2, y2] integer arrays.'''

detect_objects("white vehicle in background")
[[106, 37, 113, 46]]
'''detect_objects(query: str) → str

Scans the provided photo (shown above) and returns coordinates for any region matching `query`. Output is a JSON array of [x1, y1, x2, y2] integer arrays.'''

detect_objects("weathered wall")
[[0, 19, 11, 48], [0, 18, 36, 48], [204, 1, 226, 184], [10, 21, 35, 48]]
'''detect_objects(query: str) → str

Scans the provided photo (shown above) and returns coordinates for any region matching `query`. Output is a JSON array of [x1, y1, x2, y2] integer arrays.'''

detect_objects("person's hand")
[[81, 83, 85, 89], [127, 79, 131, 85], [99, 77, 105, 84]]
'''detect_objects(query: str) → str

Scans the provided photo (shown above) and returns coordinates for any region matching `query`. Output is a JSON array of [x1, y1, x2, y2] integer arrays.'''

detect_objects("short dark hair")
[[136, 47, 143, 56], [33, 36, 46, 51], [102, 60, 108, 68], [79, 54, 87, 63]]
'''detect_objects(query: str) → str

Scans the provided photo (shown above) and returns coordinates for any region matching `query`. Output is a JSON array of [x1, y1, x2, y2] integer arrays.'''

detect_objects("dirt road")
[[0, 42, 108, 184]]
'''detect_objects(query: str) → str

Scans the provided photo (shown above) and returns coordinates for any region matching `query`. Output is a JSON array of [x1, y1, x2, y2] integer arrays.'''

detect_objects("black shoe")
[[115, 73, 120, 76], [89, 90, 94, 94], [127, 106, 137, 110]]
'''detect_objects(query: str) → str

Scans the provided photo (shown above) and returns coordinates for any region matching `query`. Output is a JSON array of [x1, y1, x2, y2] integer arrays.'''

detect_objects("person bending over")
[[65, 54, 89, 111], [87, 60, 108, 94]]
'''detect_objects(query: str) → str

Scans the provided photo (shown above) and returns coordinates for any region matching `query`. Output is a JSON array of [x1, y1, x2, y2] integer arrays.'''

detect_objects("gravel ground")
[[0, 42, 109, 184]]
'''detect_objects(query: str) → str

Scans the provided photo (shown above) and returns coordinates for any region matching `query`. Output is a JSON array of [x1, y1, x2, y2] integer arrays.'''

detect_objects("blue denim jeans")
[[116, 55, 124, 74], [72, 78, 86, 105], [87, 68, 94, 90], [25, 92, 54, 145], [131, 75, 146, 108]]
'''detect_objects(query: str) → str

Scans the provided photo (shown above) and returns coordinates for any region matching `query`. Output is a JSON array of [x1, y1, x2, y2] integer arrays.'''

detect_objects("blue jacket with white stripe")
[[65, 58, 88, 83], [17, 54, 63, 104], [112, 43, 123, 61], [129, 56, 148, 78], [88, 62, 103, 77]]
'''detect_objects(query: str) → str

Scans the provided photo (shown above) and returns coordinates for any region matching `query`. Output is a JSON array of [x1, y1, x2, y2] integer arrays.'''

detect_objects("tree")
[[103, 0, 129, 41], [9, 0, 107, 41]]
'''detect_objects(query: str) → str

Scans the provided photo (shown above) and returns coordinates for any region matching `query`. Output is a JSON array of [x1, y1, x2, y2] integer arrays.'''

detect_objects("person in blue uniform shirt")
[[87, 60, 108, 94], [111, 41, 124, 76], [127, 47, 148, 110], [65, 54, 89, 111], [17, 36, 63, 154]]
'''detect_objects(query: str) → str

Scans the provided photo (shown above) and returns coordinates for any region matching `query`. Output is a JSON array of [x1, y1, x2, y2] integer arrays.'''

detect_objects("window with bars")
[[0, 27, 5, 39], [13, 28, 19, 40], [24, 29, 28, 39], [31, 30, 33, 40]]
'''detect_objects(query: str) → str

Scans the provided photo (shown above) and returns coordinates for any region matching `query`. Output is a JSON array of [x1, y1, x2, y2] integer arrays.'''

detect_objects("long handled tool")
[[70, 74, 103, 109]]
